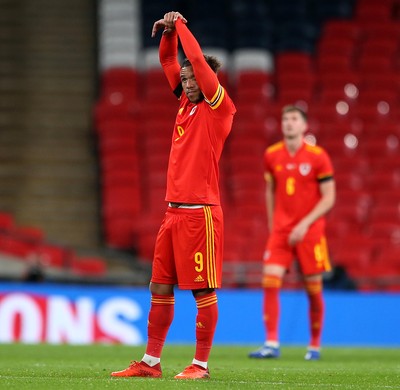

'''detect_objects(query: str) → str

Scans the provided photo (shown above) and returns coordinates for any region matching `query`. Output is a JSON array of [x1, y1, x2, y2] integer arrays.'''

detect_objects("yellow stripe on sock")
[[196, 293, 218, 309], [151, 296, 175, 305], [305, 281, 322, 295], [262, 275, 282, 288]]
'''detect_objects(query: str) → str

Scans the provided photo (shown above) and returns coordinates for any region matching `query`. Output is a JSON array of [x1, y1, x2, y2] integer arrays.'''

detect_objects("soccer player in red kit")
[[249, 105, 335, 361], [111, 12, 236, 380]]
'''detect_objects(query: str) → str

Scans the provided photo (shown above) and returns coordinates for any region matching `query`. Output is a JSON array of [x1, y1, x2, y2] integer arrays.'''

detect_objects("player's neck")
[[285, 136, 303, 155]]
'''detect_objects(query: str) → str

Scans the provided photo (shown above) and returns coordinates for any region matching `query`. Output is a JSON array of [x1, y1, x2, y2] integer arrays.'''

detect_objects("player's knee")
[[150, 282, 174, 295], [192, 288, 215, 298]]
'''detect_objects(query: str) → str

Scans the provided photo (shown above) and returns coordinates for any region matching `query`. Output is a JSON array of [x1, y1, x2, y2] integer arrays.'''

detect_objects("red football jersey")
[[264, 140, 334, 234], [159, 20, 236, 205]]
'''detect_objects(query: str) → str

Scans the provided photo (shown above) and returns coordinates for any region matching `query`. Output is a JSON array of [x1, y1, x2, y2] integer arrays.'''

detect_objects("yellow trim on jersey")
[[203, 206, 217, 288], [318, 173, 334, 181], [266, 141, 284, 154], [204, 84, 225, 110], [305, 143, 324, 155]]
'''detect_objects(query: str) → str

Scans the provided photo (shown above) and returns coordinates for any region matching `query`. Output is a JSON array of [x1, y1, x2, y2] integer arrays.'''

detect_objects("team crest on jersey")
[[189, 106, 197, 116], [299, 163, 311, 176]]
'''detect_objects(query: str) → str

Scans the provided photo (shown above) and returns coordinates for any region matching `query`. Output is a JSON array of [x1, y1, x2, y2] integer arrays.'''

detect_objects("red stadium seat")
[[94, 98, 139, 123], [71, 256, 107, 276], [357, 55, 394, 74], [352, 102, 396, 124], [102, 169, 139, 188], [360, 71, 400, 91], [331, 154, 370, 175], [35, 244, 72, 268], [331, 241, 373, 268], [367, 221, 400, 244], [0, 212, 14, 231], [276, 88, 314, 108], [322, 20, 360, 42], [355, 1, 394, 21], [317, 70, 361, 91], [101, 153, 139, 175], [275, 72, 316, 91], [234, 85, 272, 106], [96, 118, 138, 137], [356, 20, 400, 40], [374, 247, 400, 269], [368, 169, 400, 192], [102, 186, 141, 218], [334, 171, 366, 192], [317, 55, 354, 74], [359, 37, 398, 58], [275, 52, 313, 73], [357, 87, 398, 106], [317, 36, 356, 59], [235, 71, 273, 90], [98, 135, 137, 157], [368, 202, 400, 225], [100, 67, 139, 94]]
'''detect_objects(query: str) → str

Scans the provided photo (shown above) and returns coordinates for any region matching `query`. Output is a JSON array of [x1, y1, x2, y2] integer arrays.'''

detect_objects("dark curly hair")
[[181, 55, 222, 73]]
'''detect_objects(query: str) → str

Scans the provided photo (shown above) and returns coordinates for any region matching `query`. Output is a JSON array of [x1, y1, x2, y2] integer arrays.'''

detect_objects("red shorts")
[[264, 231, 331, 275], [151, 205, 223, 290]]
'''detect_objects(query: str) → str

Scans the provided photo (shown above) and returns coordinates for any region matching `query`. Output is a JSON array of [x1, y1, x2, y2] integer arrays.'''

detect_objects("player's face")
[[180, 66, 203, 103], [281, 111, 307, 140]]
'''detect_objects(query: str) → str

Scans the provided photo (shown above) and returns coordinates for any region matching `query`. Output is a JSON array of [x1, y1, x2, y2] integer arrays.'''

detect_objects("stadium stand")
[[91, 0, 400, 290]]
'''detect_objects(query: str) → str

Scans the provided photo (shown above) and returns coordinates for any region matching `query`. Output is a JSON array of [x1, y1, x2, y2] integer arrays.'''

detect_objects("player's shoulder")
[[265, 141, 285, 155], [304, 142, 328, 156]]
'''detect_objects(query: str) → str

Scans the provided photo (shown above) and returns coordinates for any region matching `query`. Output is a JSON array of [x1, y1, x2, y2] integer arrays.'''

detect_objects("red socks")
[[262, 275, 282, 343], [262, 276, 324, 348], [305, 280, 324, 348], [194, 291, 218, 362], [145, 294, 175, 358], [145, 292, 219, 363]]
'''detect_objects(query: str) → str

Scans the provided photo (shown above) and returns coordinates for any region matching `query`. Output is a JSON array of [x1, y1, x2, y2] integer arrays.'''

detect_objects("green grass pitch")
[[0, 344, 399, 389]]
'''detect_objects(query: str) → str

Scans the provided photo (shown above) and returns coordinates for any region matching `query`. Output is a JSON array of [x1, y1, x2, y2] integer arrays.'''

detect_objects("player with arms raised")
[[111, 11, 236, 380]]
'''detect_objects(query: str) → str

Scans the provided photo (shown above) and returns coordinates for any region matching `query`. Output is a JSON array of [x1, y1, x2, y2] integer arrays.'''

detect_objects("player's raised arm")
[[152, 12, 187, 95], [174, 18, 220, 103]]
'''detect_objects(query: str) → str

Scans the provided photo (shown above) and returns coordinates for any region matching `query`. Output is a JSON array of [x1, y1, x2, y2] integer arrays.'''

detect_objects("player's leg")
[[304, 273, 324, 360], [142, 282, 175, 365], [111, 214, 176, 378], [110, 283, 174, 378], [249, 232, 292, 359], [298, 234, 331, 360], [174, 288, 216, 379], [173, 206, 222, 379], [249, 264, 285, 359]]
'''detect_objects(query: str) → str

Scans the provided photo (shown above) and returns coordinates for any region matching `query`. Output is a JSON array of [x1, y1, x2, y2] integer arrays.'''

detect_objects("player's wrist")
[[162, 27, 175, 35]]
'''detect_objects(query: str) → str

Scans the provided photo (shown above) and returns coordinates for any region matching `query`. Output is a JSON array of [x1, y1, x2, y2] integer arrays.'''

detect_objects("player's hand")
[[288, 221, 309, 246], [151, 18, 166, 37], [151, 11, 187, 37]]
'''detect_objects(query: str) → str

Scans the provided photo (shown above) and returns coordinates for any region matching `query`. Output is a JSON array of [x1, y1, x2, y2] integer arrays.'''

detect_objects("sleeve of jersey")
[[175, 19, 224, 110], [317, 151, 334, 182], [159, 31, 182, 96], [264, 152, 273, 182]]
